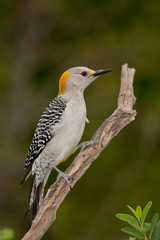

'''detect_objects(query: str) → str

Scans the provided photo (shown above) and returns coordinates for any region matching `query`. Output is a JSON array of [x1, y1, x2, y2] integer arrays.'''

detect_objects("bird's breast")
[[43, 97, 87, 166]]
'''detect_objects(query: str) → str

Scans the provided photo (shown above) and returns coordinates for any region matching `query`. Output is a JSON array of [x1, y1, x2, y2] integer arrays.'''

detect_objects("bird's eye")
[[81, 71, 87, 77]]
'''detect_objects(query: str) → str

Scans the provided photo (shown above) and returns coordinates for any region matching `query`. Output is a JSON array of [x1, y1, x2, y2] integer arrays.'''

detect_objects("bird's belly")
[[42, 113, 86, 166]]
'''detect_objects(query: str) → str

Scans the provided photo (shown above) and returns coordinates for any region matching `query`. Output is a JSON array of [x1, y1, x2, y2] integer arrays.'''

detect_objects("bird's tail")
[[25, 170, 51, 222], [25, 175, 45, 222]]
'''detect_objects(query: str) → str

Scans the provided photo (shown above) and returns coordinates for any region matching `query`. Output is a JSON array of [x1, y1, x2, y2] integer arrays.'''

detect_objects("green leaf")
[[144, 222, 151, 233], [121, 227, 145, 240], [141, 201, 152, 224], [0, 228, 14, 240], [149, 213, 159, 239], [127, 220, 144, 233], [136, 206, 142, 219], [116, 213, 139, 225], [151, 220, 160, 240], [128, 205, 139, 220], [128, 237, 136, 240]]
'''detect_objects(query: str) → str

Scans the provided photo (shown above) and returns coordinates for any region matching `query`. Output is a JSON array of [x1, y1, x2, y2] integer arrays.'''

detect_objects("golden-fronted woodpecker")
[[20, 66, 112, 220]]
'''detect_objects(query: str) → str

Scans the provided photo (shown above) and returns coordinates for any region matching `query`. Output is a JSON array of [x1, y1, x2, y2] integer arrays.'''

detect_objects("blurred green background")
[[0, 0, 160, 239]]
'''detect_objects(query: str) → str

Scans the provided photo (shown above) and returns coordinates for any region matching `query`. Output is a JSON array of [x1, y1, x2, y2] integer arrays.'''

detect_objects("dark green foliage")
[[116, 202, 160, 240]]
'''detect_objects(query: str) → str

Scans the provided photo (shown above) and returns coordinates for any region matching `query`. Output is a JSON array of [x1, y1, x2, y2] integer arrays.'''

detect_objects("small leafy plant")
[[116, 201, 160, 240]]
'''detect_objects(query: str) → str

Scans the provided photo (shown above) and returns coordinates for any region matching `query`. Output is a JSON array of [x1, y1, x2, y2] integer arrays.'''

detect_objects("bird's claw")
[[57, 172, 73, 189], [73, 139, 102, 153]]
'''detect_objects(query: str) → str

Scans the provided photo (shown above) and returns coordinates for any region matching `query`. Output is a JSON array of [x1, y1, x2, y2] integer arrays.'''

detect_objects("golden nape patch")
[[58, 71, 70, 95]]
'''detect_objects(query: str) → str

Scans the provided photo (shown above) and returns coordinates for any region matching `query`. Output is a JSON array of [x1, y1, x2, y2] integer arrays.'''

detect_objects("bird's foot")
[[57, 171, 73, 189], [72, 139, 102, 153], [52, 164, 73, 189]]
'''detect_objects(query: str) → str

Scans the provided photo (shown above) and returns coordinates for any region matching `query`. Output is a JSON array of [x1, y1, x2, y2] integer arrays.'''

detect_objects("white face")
[[66, 66, 96, 92], [58, 66, 112, 96]]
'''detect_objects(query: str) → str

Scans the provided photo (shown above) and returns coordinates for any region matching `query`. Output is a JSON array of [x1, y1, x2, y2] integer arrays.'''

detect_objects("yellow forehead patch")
[[58, 71, 70, 95], [89, 69, 95, 74]]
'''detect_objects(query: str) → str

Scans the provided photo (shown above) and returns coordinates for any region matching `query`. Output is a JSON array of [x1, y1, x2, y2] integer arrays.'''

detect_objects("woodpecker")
[[20, 66, 112, 220]]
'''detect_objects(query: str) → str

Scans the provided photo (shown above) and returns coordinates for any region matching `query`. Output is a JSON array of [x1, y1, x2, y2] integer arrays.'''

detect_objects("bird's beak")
[[91, 69, 113, 78]]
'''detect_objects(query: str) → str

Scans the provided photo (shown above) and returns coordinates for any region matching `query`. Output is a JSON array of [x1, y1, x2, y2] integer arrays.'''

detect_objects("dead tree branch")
[[21, 63, 136, 240]]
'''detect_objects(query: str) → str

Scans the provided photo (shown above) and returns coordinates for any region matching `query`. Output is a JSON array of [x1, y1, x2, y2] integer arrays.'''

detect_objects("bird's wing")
[[20, 97, 67, 186]]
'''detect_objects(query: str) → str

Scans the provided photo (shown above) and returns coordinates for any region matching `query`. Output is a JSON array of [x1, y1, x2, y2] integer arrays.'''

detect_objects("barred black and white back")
[[20, 96, 67, 219]]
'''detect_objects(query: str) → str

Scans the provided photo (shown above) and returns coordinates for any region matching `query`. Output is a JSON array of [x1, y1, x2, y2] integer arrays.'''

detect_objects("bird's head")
[[58, 66, 113, 95]]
